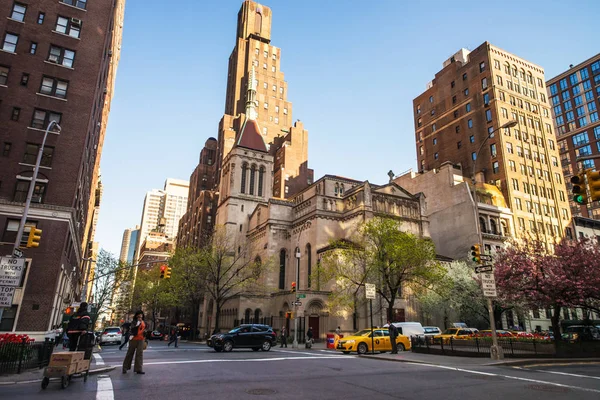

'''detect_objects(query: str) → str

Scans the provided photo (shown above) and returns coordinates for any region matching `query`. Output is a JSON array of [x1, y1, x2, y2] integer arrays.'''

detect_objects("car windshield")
[[424, 328, 438, 333], [353, 329, 374, 337], [229, 327, 242, 333], [442, 329, 459, 335], [104, 328, 119, 333]]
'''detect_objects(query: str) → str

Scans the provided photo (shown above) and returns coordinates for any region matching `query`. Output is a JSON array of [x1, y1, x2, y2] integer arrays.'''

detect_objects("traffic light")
[[160, 265, 166, 279], [471, 244, 482, 264], [291, 281, 296, 293], [571, 172, 588, 204], [165, 266, 172, 279], [65, 307, 73, 315], [26, 228, 42, 248], [285, 311, 291, 319], [586, 170, 600, 202]]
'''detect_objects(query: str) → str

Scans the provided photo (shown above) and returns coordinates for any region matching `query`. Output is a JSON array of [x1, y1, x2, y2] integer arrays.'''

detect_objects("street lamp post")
[[12, 120, 61, 255], [470, 120, 516, 360], [293, 220, 311, 349]]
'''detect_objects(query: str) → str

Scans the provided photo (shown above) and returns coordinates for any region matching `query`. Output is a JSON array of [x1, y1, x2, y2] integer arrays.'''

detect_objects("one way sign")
[[475, 265, 493, 274]]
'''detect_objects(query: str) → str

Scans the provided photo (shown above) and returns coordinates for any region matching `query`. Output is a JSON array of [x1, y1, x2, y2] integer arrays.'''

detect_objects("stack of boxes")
[[46, 352, 91, 375]]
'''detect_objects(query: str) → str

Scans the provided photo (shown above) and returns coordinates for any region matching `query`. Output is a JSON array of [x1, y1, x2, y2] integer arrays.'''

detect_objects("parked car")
[[384, 322, 425, 341], [336, 328, 411, 355], [423, 326, 442, 337], [207, 324, 277, 352], [434, 328, 478, 344], [565, 325, 600, 342], [149, 331, 164, 340], [99, 327, 122, 345]]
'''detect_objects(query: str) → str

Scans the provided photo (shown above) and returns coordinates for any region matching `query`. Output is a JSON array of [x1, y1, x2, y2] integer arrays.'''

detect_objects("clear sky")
[[95, 0, 600, 255]]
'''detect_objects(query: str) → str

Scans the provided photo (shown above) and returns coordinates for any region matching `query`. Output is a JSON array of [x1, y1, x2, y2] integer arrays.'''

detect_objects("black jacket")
[[66, 311, 91, 333], [388, 324, 398, 338]]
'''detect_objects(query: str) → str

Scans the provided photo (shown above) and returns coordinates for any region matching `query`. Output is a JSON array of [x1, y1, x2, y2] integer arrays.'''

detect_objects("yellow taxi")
[[433, 328, 477, 344], [336, 328, 411, 355]]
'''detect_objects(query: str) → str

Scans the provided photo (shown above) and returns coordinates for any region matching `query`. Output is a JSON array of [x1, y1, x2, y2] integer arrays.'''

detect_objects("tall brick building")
[[413, 42, 572, 245], [546, 54, 600, 220], [0, 0, 125, 336]]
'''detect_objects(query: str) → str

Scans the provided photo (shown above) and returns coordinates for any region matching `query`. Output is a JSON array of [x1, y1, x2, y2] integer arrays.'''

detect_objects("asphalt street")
[[2, 342, 599, 399]]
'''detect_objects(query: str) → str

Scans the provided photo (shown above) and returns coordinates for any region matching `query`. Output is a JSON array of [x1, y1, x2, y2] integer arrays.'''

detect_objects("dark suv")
[[207, 324, 277, 352]]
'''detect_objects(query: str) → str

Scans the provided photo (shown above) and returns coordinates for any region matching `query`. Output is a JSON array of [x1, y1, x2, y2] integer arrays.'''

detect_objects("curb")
[[0, 365, 116, 386], [485, 358, 600, 367]]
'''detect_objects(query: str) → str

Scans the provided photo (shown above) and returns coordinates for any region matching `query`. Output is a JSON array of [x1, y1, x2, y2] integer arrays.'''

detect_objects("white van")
[[384, 322, 425, 340]]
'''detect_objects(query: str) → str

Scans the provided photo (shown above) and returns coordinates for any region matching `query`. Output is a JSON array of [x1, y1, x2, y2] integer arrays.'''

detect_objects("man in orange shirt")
[[122, 310, 147, 374]]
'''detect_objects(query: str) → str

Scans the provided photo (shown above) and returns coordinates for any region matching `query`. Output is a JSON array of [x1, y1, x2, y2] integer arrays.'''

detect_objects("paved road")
[[2, 342, 599, 399]]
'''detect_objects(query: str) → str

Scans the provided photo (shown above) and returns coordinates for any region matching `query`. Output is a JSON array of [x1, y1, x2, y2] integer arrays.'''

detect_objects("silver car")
[[99, 327, 123, 345]]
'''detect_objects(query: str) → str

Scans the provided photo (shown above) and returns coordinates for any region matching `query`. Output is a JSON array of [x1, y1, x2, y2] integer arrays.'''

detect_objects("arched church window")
[[479, 217, 487, 233], [490, 219, 498, 235], [250, 165, 256, 195], [306, 243, 312, 289], [279, 249, 286, 290], [241, 163, 248, 194], [258, 166, 265, 196], [340, 184, 344, 195]]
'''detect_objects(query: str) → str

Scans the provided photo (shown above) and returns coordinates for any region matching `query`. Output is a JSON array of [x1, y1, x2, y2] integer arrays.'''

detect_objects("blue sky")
[[95, 0, 600, 255]]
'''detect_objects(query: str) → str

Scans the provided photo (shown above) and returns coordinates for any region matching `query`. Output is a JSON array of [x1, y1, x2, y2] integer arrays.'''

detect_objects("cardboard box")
[[45, 363, 78, 377], [49, 351, 84, 366], [76, 359, 91, 373]]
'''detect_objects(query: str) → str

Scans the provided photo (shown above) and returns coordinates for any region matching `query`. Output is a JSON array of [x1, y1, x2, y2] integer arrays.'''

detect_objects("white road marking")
[[144, 355, 352, 366], [274, 349, 334, 356], [405, 362, 600, 394], [93, 353, 105, 366], [96, 375, 114, 400], [528, 368, 600, 381]]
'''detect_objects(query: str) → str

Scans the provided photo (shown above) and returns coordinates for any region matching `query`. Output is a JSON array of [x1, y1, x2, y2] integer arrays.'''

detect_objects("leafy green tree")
[[131, 265, 177, 330], [318, 217, 443, 322]]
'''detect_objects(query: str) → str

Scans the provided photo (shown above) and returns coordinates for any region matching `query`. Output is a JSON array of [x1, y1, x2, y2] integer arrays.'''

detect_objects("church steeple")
[[236, 66, 268, 153], [245, 66, 258, 121]]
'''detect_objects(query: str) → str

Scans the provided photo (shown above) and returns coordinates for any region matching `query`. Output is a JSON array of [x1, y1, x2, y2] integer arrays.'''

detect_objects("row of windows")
[[496, 75, 545, 103], [511, 177, 564, 200], [550, 62, 600, 95], [494, 59, 544, 89], [571, 127, 600, 149], [0, 34, 76, 68], [240, 163, 266, 196], [4, 105, 62, 129], [1, 142, 54, 167], [0, 67, 69, 98], [515, 217, 564, 237], [7, 4, 83, 41]]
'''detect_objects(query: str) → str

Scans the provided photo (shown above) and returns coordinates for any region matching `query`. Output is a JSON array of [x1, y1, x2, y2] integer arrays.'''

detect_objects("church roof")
[[236, 118, 268, 153]]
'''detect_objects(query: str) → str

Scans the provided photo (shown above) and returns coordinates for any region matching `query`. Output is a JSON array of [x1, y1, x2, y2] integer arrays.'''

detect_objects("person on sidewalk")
[[306, 327, 314, 349], [122, 310, 147, 375], [66, 302, 91, 351], [280, 326, 287, 348], [119, 319, 131, 351], [388, 320, 399, 354], [168, 325, 179, 348]]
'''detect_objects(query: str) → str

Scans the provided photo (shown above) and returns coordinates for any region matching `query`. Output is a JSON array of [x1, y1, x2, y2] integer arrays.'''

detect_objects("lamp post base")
[[490, 345, 504, 360]]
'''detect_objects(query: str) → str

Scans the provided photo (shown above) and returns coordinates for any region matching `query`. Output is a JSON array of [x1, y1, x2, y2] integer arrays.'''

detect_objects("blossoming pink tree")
[[494, 237, 600, 343]]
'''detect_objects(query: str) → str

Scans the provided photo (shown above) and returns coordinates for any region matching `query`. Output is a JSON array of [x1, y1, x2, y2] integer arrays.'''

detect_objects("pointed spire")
[[245, 66, 258, 120]]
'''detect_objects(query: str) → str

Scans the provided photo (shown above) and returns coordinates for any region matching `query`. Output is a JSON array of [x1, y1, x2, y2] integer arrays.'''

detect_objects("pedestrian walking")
[[388, 320, 399, 354], [306, 327, 314, 349], [62, 332, 69, 350], [122, 310, 147, 375], [280, 326, 287, 348], [66, 302, 91, 351], [119, 319, 131, 351], [168, 325, 179, 348], [335, 326, 341, 336]]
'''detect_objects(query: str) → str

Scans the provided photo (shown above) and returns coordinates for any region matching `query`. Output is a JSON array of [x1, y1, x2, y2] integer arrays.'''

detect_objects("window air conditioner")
[[71, 18, 82, 26], [48, 56, 59, 63]]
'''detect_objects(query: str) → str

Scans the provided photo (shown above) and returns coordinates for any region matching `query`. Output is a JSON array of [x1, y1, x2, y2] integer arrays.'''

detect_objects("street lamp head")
[[49, 120, 62, 133], [500, 120, 518, 129]]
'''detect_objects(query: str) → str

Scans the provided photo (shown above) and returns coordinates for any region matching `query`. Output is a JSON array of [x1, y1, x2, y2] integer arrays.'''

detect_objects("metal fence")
[[411, 336, 600, 358], [0, 338, 55, 374]]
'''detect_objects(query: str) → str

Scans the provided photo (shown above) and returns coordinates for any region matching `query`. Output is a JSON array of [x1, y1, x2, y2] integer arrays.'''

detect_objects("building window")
[[469, 135, 475, 143], [465, 103, 471, 113], [61, 0, 87, 10], [306, 243, 312, 289], [48, 45, 75, 68], [452, 95, 456, 104], [23, 143, 54, 167], [433, 138, 437, 145], [240, 163, 247, 194], [479, 62, 485, 72], [40, 76, 69, 98], [20, 73, 28, 86], [11, 107, 20, 121], [457, 141, 461, 149], [429, 95, 433, 103], [464, 88, 469, 96], [485, 109, 492, 122], [509, 160, 516, 171], [490, 143, 497, 157], [31, 109, 61, 129], [455, 126, 460, 133], [10, 2, 27, 22], [483, 93, 490, 106], [14, 180, 46, 203], [29, 42, 37, 54], [3, 142, 12, 156], [55, 16, 81, 39], [434, 152, 438, 160], [2, 33, 19, 53], [38, 12, 45, 24], [258, 166, 265, 196], [249, 165, 256, 195], [468, 119, 473, 129], [451, 81, 455, 88], [279, 249, 286, 290], [462, 73, 467, 80], [471, 152, 476, 161], [482, 77, 488, 90], [492, 161, 499, 174]]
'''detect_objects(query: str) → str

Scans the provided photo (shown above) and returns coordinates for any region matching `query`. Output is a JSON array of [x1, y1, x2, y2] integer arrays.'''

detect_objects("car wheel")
[[398, 343, 405, 352], [214, 347, 222, 352], [261, 340, 271, 351], [223, 340, 234, 352], [252, 347, 260, 351], [357, 342, 368, 355]]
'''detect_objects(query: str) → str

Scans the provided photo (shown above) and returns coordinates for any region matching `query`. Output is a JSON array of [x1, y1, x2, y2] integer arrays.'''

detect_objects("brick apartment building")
[[547, 54, 600, 220], [414, 42, 573, 245], [0, 0, 124, 337]]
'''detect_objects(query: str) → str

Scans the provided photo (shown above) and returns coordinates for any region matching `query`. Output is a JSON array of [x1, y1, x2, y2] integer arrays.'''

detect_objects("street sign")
[[293, 301, 302, 306], [483, 288, 497, 298], [297, 294, 306, 299], [480, 255, 493, 261], [13, 248, 23, 258], [0, 257, 25, 287], [0, 286, 16, 307], [365, 283, 376, 299], [475, 265, 493, 274]]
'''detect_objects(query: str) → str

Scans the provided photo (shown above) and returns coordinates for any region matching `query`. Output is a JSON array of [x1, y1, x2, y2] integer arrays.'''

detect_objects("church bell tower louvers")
[[216, 0, 313, 199]]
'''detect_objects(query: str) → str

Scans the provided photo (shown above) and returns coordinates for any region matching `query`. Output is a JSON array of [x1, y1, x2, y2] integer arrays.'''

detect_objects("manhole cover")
[[527, 384, 569, 393], [247, 389, 277, 396]]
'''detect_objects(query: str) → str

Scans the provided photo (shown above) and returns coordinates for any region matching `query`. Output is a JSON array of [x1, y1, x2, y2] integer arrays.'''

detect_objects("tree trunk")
[[214, 303, 222, 334], [551, 305, 562, 351]]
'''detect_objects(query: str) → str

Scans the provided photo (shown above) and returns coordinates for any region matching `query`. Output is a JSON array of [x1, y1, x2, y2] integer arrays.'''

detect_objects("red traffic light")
[[160, 265, 167, 272]]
